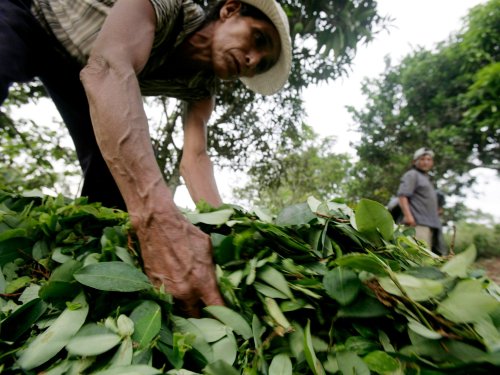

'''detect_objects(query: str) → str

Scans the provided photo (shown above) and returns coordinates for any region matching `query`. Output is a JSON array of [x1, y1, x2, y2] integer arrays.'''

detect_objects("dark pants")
[[0, 0, 125, 209]]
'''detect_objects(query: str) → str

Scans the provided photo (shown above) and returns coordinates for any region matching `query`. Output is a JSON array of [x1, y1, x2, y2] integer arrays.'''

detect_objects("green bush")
[[447, 221, 500, 258], [1, 190, 499, 374]]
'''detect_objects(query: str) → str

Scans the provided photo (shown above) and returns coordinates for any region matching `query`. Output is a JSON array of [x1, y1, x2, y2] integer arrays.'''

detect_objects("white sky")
[[299, 0, 499, 221], [183, 0, 499, 220], [8, 0, 498, 221]]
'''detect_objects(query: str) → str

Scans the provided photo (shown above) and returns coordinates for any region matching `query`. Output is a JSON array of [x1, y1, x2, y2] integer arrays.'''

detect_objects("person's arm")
[[398, 196, 416, 227], [80, 0, 223, 315], [181, 98, 223, 207]]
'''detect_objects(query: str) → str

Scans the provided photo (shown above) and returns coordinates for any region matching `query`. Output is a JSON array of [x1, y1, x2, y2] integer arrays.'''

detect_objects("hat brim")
[[238, 0, 292, 95]]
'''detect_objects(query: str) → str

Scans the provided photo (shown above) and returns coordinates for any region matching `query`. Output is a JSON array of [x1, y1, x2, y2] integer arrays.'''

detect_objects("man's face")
[[415, 154, 434, 172], [211, 3, 281, 80]]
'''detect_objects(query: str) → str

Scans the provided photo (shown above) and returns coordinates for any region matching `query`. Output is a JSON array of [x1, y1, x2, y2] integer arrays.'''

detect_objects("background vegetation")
[[1, 1, 498, 255]]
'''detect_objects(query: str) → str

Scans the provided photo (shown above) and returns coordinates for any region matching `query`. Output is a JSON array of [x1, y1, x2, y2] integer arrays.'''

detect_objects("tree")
[[233, 125, 352, 213], [347, 0, 499, 210], [150, 0, 390, 196], [1, 1, 389, 198], [0, 83, 79, 196]]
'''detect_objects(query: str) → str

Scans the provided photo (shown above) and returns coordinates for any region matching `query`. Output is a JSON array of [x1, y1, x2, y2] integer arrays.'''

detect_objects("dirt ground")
[[475, 256, 500, 284]]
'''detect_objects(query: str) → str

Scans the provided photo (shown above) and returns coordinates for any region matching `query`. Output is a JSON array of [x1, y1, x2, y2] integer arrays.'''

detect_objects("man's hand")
[[403, 215, 417, 227], [398, 196, 416, 227], [131, 206, 224, 317]]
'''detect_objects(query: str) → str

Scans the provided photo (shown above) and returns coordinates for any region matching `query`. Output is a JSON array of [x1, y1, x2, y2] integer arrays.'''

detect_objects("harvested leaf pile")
[[0, 190, 499, 374]]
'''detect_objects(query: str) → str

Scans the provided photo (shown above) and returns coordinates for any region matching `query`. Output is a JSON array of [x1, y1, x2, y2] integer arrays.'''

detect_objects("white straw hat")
[[413, 147, 435, 160], [238, 0, 292, 95]]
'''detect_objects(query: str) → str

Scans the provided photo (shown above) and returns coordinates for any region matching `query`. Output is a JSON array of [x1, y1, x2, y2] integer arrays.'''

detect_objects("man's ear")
[[220, 0, 242, 20]]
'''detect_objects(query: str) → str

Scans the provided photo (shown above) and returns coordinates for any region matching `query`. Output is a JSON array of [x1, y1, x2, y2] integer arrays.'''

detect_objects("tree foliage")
[[347, 0, 499, 207], [1, 1, 388, 197], [147, 0, 389, 197], [0, 84, 79, 195], [447, 215, 500, 258], [233, 125, 352, 213]]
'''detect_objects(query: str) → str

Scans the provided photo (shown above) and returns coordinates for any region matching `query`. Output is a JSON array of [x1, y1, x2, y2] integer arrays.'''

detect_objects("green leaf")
[[254, 282, 290, 299], [323, 267, 361, 305], [204, 305, 252, 339], [378, 273, 444, 301], [92, 365, 162, 375], [74, 261, 152, 292], [39, 259, 83, 302], [203, 360, 240, 375], [338, 295, 389, 318], [304, 320, 325, 375], [355, 199, 394, 242], [17, 292, 89, 370], [172, 316, 213, 362], [288, 323, 305, 360], [269, 353, 293, 375], [0, 268, 5, 293], [19, 283, 40, 304], [185, 209, 234, 225], [66, 323, 121, 356], [50, 259, 84, 282], [276, 202, 316, 226], [344, 336, 379, 356], [130, 301, 162, 350], [407, 319, 442, 340], [5, 275, 31, 293], [363, 351, 400, 373], [0, 237, 33, 266], [264, 297, 292, 330], [0, 298, 47, 342], [0, 228, 27, 242], [441, 244, 476, 277], [336, 351, 370, 375], [39, 280, 81, 303], [32, 240, 50, 261], [117, 314, 135, 337], [335, 253, 388, 276], [474, 317, 500, 352], [257, 265, 293, 299], [187, 318, 227, 343], [109, 337, 134, 367], [437, 279, 499, 323], [252, 314, 264, 348], [212, 329, 237, 365]]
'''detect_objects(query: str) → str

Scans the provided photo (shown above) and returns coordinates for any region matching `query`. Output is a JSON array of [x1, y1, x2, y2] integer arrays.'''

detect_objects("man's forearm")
[[181, 153, 222, 207], [80, 58, 179, 219], [398, 196, 415, 224]]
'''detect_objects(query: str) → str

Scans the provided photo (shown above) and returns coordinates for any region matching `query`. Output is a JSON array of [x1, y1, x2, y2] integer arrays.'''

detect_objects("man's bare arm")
[[398, 196, 416, 226], [181, 98, 223, 207], [80, 0, 223, 313]]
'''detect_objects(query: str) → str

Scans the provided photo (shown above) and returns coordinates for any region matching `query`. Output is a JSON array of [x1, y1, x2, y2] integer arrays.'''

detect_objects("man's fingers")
[[199, 273, 225, 307], [176, 297, 202, 318], [201, 289, 225, 307]]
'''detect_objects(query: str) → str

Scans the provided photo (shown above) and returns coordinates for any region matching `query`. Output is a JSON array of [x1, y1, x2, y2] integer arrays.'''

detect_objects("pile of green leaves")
[[1, 190, 499, 374]]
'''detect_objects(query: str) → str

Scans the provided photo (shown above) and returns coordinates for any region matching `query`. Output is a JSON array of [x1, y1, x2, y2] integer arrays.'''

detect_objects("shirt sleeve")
[[397, 170, 418, 197], [148, 0, 182, 46]]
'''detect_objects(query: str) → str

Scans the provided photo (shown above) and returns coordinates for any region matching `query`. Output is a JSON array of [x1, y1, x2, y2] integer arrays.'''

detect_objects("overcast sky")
[[304, 0, 488, 152], [300, 0, 499, 220], [198, 0, 498, 218], [10, 0, 497, 220]]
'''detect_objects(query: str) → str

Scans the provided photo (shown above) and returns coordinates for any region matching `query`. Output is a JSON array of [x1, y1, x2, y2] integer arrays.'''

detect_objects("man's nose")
[[245, 51, 262, 77]]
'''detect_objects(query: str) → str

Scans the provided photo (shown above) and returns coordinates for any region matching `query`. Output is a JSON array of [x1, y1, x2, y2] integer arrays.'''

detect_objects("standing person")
[[398, 148, 447, 255], [0, 0, 292, 315]]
